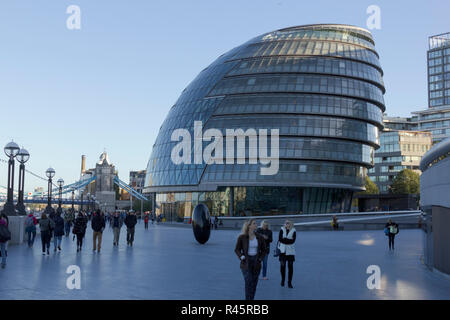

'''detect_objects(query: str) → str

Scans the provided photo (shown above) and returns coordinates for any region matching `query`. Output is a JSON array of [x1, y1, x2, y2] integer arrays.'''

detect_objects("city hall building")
[[144, 24, 386, 221]]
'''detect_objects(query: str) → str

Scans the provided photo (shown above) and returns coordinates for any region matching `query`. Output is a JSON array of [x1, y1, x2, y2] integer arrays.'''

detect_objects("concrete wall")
[[432, 206, 450, 275], [421, 156, 450, 208], [421, 153, 450, 275]]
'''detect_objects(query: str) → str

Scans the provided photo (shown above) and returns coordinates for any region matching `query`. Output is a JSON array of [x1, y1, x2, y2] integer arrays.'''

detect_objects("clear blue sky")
[[0, 0, 448, 193]]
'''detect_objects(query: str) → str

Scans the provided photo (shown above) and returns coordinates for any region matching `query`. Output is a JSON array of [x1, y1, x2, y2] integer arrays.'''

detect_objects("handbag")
[[273, 241, 281, 257], [0, 225, 11, 242]]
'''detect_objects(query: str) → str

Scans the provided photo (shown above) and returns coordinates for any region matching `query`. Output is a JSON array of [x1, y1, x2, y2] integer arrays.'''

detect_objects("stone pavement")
[[0, 221, 449, 300]]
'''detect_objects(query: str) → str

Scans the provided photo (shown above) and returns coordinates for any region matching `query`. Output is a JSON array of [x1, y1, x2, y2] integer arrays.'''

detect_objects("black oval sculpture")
[[192, 204, 211, 244]]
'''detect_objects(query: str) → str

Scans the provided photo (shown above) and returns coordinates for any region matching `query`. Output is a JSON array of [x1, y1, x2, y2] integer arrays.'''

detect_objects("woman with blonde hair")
[[278, 220, 296, 288], [234, 219, 266, 300], [256, 220, 273, 280]]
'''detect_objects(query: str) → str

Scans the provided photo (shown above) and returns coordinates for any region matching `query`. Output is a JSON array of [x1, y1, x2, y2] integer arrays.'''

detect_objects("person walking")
[[144, 213, 149, 230], [64, 210, 75, 237], [125, 210, 137, 246], [73, 212, 87, 252], [278, 220, 296, 288], [39, 213, 55, 255], [91, 209, 106, 253], [52, 213, 65, 252], [256, 220, 273, 280], [234, 219, 266, 300], [112, 212, 124, 246], [25, 212, 38, 248], [0, 215, 11, 268], [210, 215, 215, 230], [385, 219, 399, 250]]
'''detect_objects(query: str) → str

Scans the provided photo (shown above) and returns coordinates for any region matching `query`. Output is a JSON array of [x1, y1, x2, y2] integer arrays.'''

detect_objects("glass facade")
[[145, 24, 386, 218], [428, 33, 450, 107]]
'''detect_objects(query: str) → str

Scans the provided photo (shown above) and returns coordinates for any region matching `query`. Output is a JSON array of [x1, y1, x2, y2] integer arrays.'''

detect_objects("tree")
[[390, 169, 420, 194], [361, 176, 379, 194]]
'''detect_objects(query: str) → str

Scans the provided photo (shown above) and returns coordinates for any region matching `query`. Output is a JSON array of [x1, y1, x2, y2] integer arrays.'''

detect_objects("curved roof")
[[420, 137, 450, 171]]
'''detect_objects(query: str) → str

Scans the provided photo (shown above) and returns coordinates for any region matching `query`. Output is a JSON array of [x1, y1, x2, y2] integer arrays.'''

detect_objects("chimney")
[[81, 155, 86, 174]]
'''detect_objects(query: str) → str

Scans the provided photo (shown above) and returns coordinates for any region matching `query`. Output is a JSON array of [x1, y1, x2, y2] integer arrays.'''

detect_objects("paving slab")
[[0, 222, 449, 300]]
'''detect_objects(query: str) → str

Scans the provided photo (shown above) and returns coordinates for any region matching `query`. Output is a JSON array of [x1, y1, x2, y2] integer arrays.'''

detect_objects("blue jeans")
[[0, 242, 7, 266], [262, 254, 268, 278], [241, 255, 260, 300], [27, 230, 36, 247], [53, 236, 62, 249], [64, 221, 72, 236]]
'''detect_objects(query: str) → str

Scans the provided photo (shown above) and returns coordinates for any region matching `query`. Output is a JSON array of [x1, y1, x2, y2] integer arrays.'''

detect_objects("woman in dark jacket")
[[255, 220, 273, 280], [234, 219, 266, 300], [73, 212, 87, 252], [39, 213, 55, 255], [53, 213, 65, 252]]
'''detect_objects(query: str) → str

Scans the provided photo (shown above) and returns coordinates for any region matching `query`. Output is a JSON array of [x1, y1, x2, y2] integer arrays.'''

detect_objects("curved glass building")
[[144, 24, 385, 221]]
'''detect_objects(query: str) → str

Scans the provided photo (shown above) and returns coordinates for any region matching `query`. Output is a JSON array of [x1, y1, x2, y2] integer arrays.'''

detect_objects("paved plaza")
[[0, 222, 450, 300]]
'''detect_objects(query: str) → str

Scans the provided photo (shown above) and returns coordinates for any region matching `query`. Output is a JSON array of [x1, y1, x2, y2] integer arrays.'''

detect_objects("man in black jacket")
[[124, 211, 138, 246], [91, 209, 106, 253]]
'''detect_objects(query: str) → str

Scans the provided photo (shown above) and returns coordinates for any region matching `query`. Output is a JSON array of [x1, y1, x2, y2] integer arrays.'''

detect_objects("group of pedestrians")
[[235, 219, 297, 300], [19, 209, 148, 257], [235, 217, 400, 300]]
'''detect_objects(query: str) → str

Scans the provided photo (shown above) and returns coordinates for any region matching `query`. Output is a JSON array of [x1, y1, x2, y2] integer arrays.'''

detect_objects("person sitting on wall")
[[331, 215, 339, 230]]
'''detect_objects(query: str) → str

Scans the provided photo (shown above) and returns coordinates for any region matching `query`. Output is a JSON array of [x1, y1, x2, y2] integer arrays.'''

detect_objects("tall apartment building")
[[368, 130, 432, 193], [383, 32, 450, 144]]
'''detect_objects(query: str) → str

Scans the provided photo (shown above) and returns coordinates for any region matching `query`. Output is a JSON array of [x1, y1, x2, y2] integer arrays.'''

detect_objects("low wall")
[[215, 211, 422, 231]]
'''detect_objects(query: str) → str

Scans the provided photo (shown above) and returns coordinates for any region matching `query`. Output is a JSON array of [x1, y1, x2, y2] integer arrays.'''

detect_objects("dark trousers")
[[127, 227, 135, 243], [76, 233, 85, 248], [64, 221, 72, 236], [27, 230, 36, 247], [241, 255, 260, 300], [280, 259, 294, 285], [388, 234, 396, 250], [41, 231, 51, 253], [144, 221, 148, 229]]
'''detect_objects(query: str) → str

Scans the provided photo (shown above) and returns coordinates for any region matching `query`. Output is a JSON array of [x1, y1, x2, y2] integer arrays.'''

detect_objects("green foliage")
[[361, 176, 379, 194], [390, 169, 420, 194], [132, 200, 152, 213]]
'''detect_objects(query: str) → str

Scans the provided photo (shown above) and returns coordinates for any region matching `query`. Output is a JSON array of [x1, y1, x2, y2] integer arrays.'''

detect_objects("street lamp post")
[[44, 167, 56, 216], [71, 188, 75, 212], [80, 191, 84, 211], [2, 141, 20, 216], [16, 148, 30, 215], [57, 178, 64, 214], [91, 195, 96, 211], [87, 192, 90, 213]]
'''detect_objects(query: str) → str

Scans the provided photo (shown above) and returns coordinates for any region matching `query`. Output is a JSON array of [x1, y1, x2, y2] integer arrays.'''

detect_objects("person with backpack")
[[25, 212, 38, 248], [39, 213, 55, 255], [278, 220, 296, 288], [124, 210, 137, 246], [91, 209, 106, 253], [112, 211, 124, 246], [73, 212, 88, 252], [64, 210, 75, 237], [0, 215, 11, 268], [53, 213, 65, 252], [385, 219, 399, 250]]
